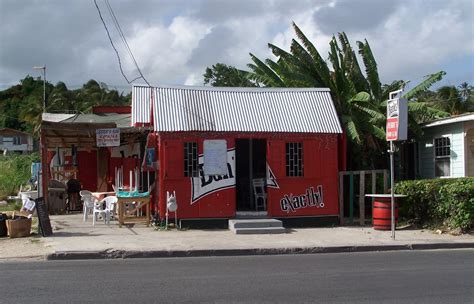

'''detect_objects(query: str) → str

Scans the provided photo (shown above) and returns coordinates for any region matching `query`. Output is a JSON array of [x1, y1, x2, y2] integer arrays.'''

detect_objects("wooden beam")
[[339, 172, 344, 225], [359, 171, 365, 226]]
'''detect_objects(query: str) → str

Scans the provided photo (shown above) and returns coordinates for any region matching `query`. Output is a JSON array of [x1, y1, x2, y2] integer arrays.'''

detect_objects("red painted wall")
[[77, 151, 97, 191], [156, 132, 340, 220]]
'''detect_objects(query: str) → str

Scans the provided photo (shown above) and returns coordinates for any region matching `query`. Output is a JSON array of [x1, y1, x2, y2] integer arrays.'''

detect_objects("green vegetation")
[[0, 77, 131, 135], [0, 201, 21, 212], [203, 23, 473, 170], [395, 178, 474, 232], [0, 153, 40, 200]]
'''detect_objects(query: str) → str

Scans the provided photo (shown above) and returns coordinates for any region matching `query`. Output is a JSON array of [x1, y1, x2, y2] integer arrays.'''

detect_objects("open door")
[[235, 139, 267, 212]]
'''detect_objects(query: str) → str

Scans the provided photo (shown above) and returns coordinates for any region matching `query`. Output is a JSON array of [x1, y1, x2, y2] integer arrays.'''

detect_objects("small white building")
[[418, 113, 474, 178], [0, 128, 34, 154]]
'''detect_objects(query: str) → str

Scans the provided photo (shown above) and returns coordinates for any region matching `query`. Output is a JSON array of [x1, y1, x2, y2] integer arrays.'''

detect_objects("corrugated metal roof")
[[61, 113, 132, 129], [132, 85, 342, 134], [42, 113, 76, 122], [422, 112, 474, 128]]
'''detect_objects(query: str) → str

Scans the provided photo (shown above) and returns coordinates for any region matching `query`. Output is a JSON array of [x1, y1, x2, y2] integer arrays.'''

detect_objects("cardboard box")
[[6, 217, 32, 238]]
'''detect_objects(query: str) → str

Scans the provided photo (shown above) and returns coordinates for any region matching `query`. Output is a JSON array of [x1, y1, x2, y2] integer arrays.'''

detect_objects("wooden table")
[[116, 196, 150, 228], [91, 191, 116, 201]]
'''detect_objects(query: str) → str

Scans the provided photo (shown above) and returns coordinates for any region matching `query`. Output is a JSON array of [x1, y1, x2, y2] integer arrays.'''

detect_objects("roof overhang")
[[422, 113, 474, 128]]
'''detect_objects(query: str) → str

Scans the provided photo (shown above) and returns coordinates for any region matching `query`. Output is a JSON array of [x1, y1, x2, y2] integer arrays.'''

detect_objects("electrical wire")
[[94, 0, 151, 86], [94, 0, 131, 84], [93, 1, 214, 127], [104, 0, 151, 86]]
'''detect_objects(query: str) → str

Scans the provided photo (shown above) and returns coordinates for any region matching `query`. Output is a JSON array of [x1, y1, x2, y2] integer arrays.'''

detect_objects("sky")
[[0, 0, 473, 93]]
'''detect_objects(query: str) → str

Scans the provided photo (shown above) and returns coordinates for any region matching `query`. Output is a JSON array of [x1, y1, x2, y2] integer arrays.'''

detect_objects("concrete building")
[[0, 128, 33, 154]]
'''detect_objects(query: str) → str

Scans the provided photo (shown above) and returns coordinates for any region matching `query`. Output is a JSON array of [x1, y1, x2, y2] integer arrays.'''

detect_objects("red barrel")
[[372, 198, 398, 230]]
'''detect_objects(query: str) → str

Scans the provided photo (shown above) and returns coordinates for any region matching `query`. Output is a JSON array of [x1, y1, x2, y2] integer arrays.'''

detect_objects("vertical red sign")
[[386, 117, 399, 141]]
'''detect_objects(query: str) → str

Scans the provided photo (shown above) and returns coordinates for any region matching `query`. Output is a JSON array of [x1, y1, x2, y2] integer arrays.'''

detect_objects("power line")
[[93, 0, 131, 84], [93, 0, 151, 87], [104, 0, 150, 87]]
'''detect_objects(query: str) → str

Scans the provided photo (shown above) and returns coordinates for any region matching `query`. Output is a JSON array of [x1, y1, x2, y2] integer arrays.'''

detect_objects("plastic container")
[[0, 214, 7, 237]]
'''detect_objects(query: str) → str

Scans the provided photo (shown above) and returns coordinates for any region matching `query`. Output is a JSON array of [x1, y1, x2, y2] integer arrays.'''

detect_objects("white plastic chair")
[[93, 196, 118, 226], [80, 190, 96, 222], [252, 178, 267, 211], [104, 196, 118, 221]]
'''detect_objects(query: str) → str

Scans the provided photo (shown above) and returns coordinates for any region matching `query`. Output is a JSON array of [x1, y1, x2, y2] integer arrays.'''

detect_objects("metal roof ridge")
[[132, 84, 331, 92]]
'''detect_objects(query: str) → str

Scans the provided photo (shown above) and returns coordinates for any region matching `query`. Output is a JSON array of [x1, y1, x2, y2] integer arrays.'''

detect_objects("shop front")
[[132, 85, 344, 223]]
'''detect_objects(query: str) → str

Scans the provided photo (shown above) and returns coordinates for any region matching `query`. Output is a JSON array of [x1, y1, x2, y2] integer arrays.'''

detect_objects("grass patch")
[[0, 153, 40, 200], [0, 201, 22, 212]]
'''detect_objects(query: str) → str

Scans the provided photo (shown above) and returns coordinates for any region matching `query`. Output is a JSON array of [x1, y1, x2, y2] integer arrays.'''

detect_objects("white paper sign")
[[203, 140, 227, 175], [96, 128, 120, 147]]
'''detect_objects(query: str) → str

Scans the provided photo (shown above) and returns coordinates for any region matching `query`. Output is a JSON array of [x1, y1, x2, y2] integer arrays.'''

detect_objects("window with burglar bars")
[[184, 142, 199, 177], [434, 137, 450, 177], [286, 142, 303, 177]]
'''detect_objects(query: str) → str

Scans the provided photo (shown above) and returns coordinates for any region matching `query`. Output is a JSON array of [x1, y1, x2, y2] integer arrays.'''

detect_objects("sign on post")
[[386, 97, 408, 141], [386, 90, 408, 240], [96, 128, 120, 147]]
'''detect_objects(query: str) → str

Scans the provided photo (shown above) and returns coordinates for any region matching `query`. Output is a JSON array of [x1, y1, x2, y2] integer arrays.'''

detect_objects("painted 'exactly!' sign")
[[280, 186, 324, 213]]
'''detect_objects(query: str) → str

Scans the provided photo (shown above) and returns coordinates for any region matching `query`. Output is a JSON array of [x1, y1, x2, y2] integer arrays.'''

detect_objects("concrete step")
[[229, 219, 283, 229], [229, 219, 286, 234], [230, 226, 287, 235]]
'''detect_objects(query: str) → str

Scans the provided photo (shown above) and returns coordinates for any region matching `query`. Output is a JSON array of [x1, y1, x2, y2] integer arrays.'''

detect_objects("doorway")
[[235, 139, 267, 211]]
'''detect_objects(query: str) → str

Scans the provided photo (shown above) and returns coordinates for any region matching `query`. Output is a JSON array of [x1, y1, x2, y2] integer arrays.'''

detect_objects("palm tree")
[[242, 23, 450, 168], [246, 23, 448, 140], [458, 82, 472, 102]]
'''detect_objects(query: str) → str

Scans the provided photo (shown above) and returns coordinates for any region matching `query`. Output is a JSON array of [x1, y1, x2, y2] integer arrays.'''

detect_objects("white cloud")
[[0, 0, 472, 90]]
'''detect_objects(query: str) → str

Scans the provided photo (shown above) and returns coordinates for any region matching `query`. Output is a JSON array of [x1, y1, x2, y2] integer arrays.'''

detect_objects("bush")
[[0, 153, 40, 199], [395, 178, 474, 232]]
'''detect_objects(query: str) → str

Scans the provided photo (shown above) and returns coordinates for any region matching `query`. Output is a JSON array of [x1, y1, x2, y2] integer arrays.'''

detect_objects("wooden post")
[[383, 169, 389, 193], [339, 172, 344, 225], [40, 131, 49, 202], [349, 173, 354, 223], [371, 171, 376, 218], [359, 171, 365, 226]]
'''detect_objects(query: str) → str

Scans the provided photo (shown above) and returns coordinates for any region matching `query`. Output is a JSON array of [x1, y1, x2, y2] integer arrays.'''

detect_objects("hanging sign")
[[386, 97, 408, 141], [96, 128, 120, 147]]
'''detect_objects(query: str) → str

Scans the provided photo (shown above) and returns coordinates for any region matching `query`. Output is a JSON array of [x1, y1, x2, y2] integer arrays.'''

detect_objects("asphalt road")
[[1, 249, 473, 304]]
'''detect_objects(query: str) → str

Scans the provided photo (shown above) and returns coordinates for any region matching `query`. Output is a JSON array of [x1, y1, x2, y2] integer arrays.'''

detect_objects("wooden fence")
[[338, 169, 389, 226]]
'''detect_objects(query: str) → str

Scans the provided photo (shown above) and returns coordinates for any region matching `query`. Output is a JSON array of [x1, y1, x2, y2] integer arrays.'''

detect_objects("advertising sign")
[[96, 128, 120, 147], [191, 148, 235, 204], [386, 97, 408, 141]]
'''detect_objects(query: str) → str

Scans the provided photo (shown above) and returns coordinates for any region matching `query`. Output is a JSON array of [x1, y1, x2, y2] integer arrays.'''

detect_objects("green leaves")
[[0, 76, 131, 136], [357, 39, 381, 101], [202, 22, 449, 169], [402, 71, 446, 100], [395, 178, 474, 232]]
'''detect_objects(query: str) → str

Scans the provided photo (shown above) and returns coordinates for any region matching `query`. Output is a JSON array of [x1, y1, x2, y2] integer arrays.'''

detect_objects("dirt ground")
[[0, 234, 54, 261]]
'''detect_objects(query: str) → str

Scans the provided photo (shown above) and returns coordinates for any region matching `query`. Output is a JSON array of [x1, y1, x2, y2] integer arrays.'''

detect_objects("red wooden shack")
[[132, 85, 344, 224]]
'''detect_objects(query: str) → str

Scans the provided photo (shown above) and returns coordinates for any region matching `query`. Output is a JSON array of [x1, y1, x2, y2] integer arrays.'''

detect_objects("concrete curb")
[[45, 242, 474, 260]]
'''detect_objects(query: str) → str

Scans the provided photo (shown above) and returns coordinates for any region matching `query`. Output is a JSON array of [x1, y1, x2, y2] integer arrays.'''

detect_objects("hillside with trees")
[[0, 76, 131, 135]]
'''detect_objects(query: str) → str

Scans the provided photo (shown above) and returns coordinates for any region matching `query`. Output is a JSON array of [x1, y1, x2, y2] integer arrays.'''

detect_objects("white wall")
[[418, 122, 465, 178]]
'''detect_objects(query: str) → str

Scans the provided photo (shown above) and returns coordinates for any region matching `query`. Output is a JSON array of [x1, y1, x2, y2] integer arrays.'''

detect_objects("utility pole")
[[33, 65, 46, 112]]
